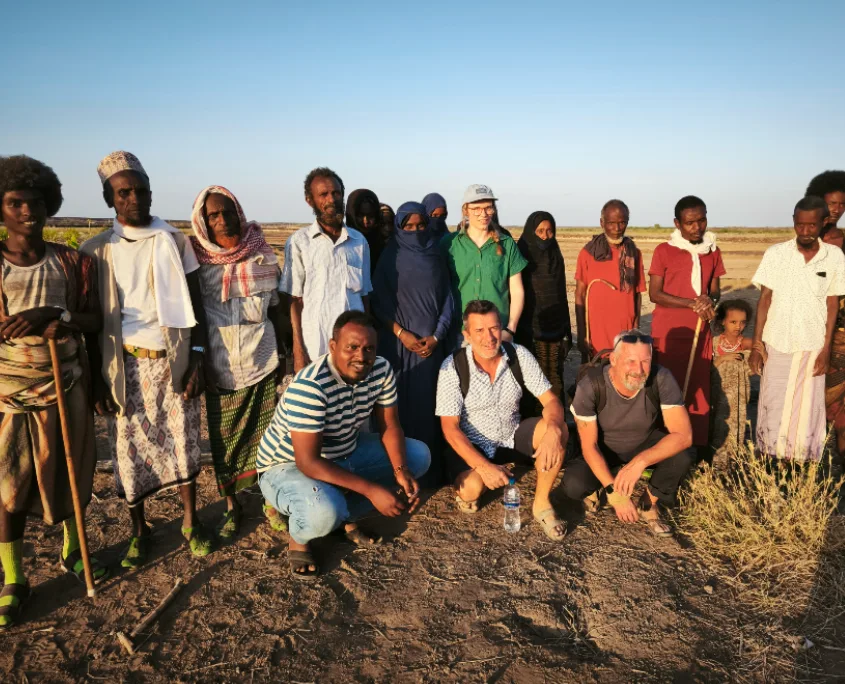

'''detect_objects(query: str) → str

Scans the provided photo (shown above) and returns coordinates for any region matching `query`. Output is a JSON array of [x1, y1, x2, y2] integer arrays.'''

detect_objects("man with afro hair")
[[806, 170, 845, 457], [0, 155, 108, 630], [807, 170, 845, 244]]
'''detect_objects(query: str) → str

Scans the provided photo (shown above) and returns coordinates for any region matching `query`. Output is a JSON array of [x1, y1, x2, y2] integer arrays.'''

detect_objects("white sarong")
[[756, 344, 826, 461]]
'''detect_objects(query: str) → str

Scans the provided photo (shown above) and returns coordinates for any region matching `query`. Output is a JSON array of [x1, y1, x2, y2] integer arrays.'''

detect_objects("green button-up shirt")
[[440, 229, 528, 326]]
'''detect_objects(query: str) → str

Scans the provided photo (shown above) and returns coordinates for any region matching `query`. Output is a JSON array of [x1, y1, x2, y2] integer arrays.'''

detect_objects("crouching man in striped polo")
[[257, 311, 430, 580]]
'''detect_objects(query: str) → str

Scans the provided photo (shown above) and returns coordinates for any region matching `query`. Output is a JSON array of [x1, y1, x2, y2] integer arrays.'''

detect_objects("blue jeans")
[[259, 433, 431, 544]]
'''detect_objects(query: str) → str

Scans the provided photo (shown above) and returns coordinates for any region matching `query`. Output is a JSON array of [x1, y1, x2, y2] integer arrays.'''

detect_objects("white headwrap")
[[668, 229, 717, 296], [111, 217, 197, 330]]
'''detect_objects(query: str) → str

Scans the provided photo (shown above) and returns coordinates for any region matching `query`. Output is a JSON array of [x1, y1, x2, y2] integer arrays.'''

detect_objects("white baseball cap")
[[462, 184, 498, 206]]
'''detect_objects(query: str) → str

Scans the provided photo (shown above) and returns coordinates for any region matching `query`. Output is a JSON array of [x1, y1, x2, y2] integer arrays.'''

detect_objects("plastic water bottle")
[[503, 478, 521, 533]]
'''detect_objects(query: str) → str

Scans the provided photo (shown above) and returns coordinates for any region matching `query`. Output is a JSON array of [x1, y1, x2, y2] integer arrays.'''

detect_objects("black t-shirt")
[[571, 365, 684, 453]]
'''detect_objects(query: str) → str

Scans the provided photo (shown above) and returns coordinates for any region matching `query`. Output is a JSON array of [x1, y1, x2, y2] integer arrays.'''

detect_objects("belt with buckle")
[[122, 344, 167, 359]]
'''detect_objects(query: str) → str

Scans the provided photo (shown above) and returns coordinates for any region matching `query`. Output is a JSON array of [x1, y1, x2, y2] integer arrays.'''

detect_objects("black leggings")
[[561, 430, 695, 505]]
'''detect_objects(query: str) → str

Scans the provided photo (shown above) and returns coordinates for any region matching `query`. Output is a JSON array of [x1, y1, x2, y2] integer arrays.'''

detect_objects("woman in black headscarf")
[[515, 211, 572, 416], [422, 192, 450, 244], [371, 202, 453, 486], [345, 189, 385, 273], [379, 203, 395, 244]]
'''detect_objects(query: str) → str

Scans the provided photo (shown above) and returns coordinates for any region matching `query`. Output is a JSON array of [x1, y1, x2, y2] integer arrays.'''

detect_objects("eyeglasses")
[[468, 206, 496, 216]]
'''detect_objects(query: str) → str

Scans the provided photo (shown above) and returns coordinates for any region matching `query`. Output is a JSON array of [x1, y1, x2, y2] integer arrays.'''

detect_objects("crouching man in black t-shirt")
[[563, 329, 694, 537]]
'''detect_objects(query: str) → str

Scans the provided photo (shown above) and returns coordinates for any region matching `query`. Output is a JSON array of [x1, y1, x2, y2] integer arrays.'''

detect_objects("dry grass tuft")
[[680, 444, 845, 619]]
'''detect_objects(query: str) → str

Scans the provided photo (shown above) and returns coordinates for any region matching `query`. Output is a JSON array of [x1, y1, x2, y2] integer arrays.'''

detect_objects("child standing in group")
[[710, 299, 755, 467]]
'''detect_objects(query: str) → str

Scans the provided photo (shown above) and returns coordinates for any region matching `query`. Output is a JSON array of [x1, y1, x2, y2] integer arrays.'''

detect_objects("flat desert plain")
[[4, 227, 841, 684]]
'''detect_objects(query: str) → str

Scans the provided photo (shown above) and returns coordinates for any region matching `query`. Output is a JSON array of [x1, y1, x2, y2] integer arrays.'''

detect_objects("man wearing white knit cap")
[[81, 151, 215, 568]]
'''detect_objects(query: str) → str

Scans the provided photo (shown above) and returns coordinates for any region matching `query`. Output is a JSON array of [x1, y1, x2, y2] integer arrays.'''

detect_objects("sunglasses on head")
[[615, 331, 653, 346]]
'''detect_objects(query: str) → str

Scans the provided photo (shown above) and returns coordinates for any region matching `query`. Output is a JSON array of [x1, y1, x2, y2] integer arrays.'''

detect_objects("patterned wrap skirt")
[[205, 372, 278, 496], [709, 354, 751, 463], [108, 355, 202, 506]]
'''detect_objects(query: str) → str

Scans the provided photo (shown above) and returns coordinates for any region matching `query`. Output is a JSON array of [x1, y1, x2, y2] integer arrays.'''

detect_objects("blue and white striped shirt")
[[257, 354, 397, 471]]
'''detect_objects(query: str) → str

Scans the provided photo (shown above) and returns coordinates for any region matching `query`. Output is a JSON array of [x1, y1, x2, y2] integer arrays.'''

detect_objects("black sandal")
[[0, 583, 31, 631], [288, 549, 319, 581], [61, 549, 110, 585]]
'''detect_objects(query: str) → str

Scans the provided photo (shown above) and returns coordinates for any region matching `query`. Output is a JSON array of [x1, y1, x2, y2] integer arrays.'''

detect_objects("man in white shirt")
[[81, 151, 214, 569], [435, 300, 569, 541], [280, 167, 371, 372], [750, 196, 845, 461]]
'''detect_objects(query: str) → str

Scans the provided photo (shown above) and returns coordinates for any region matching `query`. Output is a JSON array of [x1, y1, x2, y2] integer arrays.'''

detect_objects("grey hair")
[[612, 329, 653, 351]]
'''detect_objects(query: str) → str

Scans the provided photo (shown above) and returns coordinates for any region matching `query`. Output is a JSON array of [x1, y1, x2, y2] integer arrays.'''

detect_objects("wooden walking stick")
[[584, 278, 618, 353], [48, 338, 96, 597], [116, 579, 184, 655], [682, 317, 704, 399]]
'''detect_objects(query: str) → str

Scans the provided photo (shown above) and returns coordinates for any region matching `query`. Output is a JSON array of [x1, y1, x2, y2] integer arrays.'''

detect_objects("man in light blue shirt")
[[280, 167, 371, 371]]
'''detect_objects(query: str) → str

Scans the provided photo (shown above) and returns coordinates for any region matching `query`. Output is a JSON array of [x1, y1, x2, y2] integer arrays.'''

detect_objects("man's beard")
[[122, 212, 152, 227], [314, 202, 344, 230], [474, 341, 501, 360], [623, 373, 647, 392]]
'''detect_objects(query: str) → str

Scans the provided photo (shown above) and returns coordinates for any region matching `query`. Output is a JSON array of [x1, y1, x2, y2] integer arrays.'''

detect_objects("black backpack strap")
[[455, 343, 526, 399], [453, 348, 470, 399], [585, 366, 607, 416], [502, 342, 526, 394], [645, 365, 665, 417], [646, 383, 661, 413]]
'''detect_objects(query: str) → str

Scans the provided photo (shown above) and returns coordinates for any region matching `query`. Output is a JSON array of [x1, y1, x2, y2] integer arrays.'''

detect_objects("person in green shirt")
[[440, 185, 527, 349]]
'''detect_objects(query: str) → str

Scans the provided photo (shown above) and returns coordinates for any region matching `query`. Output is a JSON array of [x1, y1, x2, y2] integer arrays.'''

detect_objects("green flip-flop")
[[182, 525, 215, 558], [121, 535, 152, 569], [217, 509, 241, 541], [0, 583, 30, 631], [263, 503, 289, 532], [60, 549, 110, 584]]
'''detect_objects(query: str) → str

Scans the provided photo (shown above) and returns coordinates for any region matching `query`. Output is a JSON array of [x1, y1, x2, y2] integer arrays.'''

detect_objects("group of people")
[[0, 152, 843, 620]]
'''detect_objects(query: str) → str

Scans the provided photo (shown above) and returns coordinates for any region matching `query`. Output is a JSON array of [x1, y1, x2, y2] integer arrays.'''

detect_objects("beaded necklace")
[[718, 335, 743, 354]]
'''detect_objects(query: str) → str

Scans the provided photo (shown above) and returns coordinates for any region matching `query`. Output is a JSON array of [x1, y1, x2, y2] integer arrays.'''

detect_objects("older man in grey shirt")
[[564, 330, 694, 537]]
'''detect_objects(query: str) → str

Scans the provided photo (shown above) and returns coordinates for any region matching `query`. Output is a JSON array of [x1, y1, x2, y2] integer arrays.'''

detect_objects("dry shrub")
[[679, 444, 845, 618]]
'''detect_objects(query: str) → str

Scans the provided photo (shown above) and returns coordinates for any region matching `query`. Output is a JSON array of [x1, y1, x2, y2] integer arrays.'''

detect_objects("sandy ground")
[[3, 229, 842, 683]]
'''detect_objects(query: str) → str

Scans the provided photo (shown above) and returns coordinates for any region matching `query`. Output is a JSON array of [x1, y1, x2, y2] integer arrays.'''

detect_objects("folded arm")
[[0, 306, 102, 339]]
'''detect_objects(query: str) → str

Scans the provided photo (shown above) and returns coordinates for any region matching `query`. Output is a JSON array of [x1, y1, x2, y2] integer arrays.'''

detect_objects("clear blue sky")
[[2, 1, 842, 227]]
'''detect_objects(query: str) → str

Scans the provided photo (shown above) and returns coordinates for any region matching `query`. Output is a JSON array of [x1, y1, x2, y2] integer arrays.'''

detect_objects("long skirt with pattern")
[[709, 355, 750, 466], [515, 337, 562, 418], [108, 355, 202, 506], [205, 372, 277, 496]]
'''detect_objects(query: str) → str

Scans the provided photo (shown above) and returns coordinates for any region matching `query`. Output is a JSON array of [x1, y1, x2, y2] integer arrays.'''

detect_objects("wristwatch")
[[503, 327, 515, 336], [58, 309, 72, 324], [603, 483, 615, 495]]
